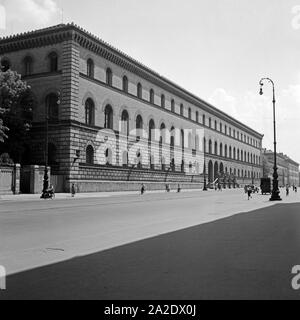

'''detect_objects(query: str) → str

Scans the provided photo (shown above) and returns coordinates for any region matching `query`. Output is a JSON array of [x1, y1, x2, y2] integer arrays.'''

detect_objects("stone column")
[[14, 164, 21, 194]]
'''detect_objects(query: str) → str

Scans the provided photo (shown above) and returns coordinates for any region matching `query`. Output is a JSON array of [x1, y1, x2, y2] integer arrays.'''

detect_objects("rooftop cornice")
[[0, 24, 73, 54], [0, 23, 264, 138]]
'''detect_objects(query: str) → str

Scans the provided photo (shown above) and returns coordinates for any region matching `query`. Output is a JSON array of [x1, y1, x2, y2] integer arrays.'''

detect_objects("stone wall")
[[0, 164, 20, 195]]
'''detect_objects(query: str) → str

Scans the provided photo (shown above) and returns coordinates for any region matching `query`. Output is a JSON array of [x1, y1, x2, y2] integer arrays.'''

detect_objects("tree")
[[0, 70, 36, 163], [0, 109, 8, 142]]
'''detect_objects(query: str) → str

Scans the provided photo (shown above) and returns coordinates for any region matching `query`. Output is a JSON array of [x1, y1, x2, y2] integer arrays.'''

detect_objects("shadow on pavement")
[[1, 203, 300, 300]]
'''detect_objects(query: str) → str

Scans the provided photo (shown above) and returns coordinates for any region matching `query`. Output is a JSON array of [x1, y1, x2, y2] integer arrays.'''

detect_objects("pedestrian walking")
[[286, 185, 289, 196], [295, 186, 298, 193], [177, 184, 181, 193], [71, 183, 76, 197], [247, 186, 252, 200], [141, 183, 145, 195]]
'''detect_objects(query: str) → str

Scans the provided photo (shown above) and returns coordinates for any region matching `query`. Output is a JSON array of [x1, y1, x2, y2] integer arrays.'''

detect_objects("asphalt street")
[[0, 189, 300, 299]]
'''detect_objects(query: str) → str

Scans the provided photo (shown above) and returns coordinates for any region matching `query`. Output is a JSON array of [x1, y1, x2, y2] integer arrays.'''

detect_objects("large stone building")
[[0, 24, 263, 192], [262, 149, 299, 187]]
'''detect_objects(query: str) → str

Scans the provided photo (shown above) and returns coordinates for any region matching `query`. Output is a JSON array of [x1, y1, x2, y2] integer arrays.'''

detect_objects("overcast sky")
[[1, 0, 300, 163]]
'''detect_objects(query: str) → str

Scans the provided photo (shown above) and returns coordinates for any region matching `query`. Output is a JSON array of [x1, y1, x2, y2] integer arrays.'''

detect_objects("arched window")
[[225, 125, 227, 135], [136, 115, 143, 130], [196, 111, 199, 123], [122, 76, 128, 93], [46, 93, 59, 121], [247, 152, 250, 163], [203, 137, 206, 153], [105, 148, 112, 165], [104, 105, 113, 129], [106, 68, 112, 86], [244, 151, 247, 162], [150, 89, 154, 104], [171, 99, 175, 112], [136, 150, 142, 169], [188, 108, 192, 119], [136, 115, 143, 141], [220, 143, 223, 157], [180, 104, 184, 116], [148, 119, 155, 142], [137, 83, 142, 99], [121, 110, 129, 136], [241, 150, 243, 161], [85, 98, 95, 126], [209, 140, 212, 154], [237, 149, 240, 160], [0, 59, 10, 72], [48, 143, 57, 165], [202, 114, 206, 126], [122, 151, 128, 167], [23, 56, 33, 76], [195, 135, 199, 151], [220, 163, 224, 174], [229, 146, 232, 158], [229, 127, 232, 136], [161, 94, 165, 108], [170, 127, 175, 148], [160, 123, 166, 144], [86, 145, 94, 164], [181, 130, 185, 149], [225, 145, 228, 158], [215, 120, 217, 130], [214, 141, 218, 155], [48, 52, 58, 72], [87, 59, 94, 78], [209, 118, 212, 128], [188, 132, 193, 149], [233, 147, 236, 160]]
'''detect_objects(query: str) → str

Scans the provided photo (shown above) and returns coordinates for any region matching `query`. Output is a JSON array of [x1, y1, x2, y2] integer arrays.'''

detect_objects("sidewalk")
[[0, 188, 209, 202]]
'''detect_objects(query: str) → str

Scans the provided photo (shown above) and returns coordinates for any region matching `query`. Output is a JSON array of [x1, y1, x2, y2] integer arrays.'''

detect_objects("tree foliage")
[[0, 70, 36, 163]]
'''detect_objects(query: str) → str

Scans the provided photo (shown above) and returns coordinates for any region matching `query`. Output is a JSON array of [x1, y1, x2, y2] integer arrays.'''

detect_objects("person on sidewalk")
[[141, 183, 145, 195], [177, 184, 181, 193], [71, 183, 76, 198], [286, 184, 289, 196], [247, 186, 252, 200]]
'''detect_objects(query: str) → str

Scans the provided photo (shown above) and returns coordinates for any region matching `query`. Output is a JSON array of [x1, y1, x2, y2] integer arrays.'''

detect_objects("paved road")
[[0, 189, 300, 299]]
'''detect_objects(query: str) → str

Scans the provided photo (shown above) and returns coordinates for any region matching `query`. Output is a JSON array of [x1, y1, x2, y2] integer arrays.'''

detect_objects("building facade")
[[0, 24, 263, 192], [262, 149, 299, 187]]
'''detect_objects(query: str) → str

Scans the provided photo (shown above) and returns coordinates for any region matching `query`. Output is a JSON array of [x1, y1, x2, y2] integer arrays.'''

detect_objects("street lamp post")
[[259, 78, 282, 201], [41, 106, 49, 199], [41, 91, 60, 199]]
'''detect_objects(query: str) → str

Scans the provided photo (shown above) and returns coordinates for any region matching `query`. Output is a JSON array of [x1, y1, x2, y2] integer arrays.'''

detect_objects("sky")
[[0, 0, 300, 163]]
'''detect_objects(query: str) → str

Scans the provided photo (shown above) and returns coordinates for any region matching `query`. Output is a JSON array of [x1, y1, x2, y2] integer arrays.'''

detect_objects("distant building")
[[262, 149, 299, 187], [0, 23, 264, 192]]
